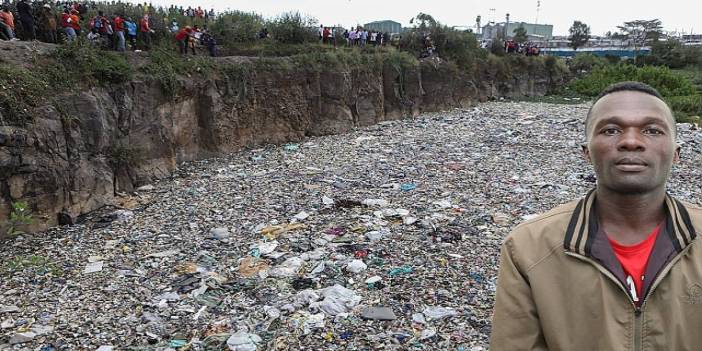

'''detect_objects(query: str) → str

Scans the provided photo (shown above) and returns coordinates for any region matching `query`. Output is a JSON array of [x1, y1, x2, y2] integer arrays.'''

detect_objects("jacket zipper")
[[566, 245, 693, 351]]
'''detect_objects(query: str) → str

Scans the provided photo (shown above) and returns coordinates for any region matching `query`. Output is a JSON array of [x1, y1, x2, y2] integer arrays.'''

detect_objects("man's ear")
[[673, 143, 681, 163], [581, 142, 592, 163]]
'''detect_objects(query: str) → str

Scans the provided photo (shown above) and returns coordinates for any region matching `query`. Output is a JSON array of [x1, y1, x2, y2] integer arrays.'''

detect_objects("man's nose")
[[617, 129, 645, 151]]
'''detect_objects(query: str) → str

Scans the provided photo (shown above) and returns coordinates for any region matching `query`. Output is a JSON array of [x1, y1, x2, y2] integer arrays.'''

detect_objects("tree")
[[512, 26, 527, 44], [568, 21, 591, 50], [617, 19, 663, 52]]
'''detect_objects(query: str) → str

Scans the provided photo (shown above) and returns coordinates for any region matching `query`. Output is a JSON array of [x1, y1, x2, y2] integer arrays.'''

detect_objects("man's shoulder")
[[501, 199, 579, 268], [679, 200, 702, 231]]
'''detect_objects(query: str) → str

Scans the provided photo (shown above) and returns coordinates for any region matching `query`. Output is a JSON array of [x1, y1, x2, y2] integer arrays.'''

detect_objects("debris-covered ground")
[[2, 102, 701, 351]]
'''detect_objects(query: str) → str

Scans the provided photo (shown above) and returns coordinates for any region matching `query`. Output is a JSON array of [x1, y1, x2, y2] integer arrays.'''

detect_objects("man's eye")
[[643, 128, 663, 135], [602, 128, 620, 135]]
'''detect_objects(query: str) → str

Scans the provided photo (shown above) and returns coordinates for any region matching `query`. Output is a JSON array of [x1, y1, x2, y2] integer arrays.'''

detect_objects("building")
[[364, 20, 402, 35], [481, 21, 553, 40]]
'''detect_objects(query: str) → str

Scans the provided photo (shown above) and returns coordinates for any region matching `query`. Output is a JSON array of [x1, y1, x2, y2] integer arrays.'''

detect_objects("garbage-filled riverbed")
[[2, 101, 701, 350]]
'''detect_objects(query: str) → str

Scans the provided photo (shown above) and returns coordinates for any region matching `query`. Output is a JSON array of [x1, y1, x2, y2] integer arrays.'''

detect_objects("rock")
[[9, 331, 36, 344], [360, 306, 397, 320]]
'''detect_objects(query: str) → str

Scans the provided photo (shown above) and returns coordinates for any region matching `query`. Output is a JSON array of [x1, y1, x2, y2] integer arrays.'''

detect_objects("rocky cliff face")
[[0, 50, 563, 235]]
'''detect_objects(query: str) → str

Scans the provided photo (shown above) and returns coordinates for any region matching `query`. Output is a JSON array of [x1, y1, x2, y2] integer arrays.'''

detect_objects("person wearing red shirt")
[[113, 15, 125, 51], [139, 14, 152, 50], [491, 81, 702, 350], [174, 26, 191, 55], [0, 7, 15, 40]]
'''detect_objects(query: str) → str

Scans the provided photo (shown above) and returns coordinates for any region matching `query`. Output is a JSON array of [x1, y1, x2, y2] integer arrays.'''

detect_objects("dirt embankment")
[[0, 41, 565, 235]]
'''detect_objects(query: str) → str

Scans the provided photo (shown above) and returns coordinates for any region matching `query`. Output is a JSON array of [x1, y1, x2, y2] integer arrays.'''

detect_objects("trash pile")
[[1, 101, 700, 350]]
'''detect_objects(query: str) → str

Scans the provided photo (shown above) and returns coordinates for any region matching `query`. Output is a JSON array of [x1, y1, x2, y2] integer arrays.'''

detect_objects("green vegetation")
[[4, 255, 62, 276], [50, 42, 133, 85], [568, 21, 591, 51], [569, 64, 696, 97], [109, 145, 145, 170], [567, 62, 702, 122], [6, 201, 33, 237], [141, 45, 215, 97], [0, 65, 50, 125], [268, 12, 318, 45]]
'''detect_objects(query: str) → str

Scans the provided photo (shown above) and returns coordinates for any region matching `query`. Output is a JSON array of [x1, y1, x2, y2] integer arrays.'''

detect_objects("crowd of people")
[[504, 39, 541, 56], [316, 25, 389, 48], [0, 0, 218, 54]]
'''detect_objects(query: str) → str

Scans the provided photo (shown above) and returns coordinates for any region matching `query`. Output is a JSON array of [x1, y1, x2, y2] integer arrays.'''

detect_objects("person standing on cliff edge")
[[490, 81, 702, 350]]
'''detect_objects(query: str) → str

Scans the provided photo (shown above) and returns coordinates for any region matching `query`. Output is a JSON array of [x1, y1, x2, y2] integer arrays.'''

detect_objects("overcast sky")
[[140, 0, 699, 36]]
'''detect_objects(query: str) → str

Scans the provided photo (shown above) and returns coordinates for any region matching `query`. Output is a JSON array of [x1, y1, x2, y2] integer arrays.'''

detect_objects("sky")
[[139, 0, 700, 36]]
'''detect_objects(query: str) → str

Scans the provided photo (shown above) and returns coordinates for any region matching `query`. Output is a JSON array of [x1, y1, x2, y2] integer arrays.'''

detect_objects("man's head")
[[582, 81, 680, 195]]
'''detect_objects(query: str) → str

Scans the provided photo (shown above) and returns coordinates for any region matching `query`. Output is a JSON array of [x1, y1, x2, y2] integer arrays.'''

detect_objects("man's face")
[[583, 91, 680, 195]]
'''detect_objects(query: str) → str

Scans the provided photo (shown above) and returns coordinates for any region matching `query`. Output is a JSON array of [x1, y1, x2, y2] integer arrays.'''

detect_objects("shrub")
[[399, 15, 483, 70], [650, 40, 702, 69], [141, 45, 214, 96], [210, 10, 265, 46], [268, 12, 318, 44], [569, 64, 696, 97], [51, 42, 133, 85], [0, 65, 50, 126], [569, 53, 608, 74], [666, 95, 702, 119]]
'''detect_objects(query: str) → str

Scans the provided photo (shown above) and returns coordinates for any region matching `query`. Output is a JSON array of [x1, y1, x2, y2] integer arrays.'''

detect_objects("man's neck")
[[596, 187, 667, 245]]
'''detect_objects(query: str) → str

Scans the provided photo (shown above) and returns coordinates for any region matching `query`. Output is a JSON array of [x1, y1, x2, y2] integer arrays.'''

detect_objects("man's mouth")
[[615, 158, 648, 171]]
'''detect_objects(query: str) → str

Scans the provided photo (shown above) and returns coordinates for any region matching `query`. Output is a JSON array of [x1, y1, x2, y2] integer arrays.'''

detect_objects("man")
[[16, 0, 35, 40], [173, 25, 190, 55], [0, 6, 15, 40], [139, 14, 152, 50], [124, 17, 137, 50], [490, 81, 702, 350], [113, 14, 125, 52], [38, 4, 57, 43]]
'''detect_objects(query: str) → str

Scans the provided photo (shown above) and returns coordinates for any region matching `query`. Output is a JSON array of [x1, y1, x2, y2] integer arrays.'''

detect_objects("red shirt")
[[608, 223, 661, 305], [175, 28, 190, 41], [140, 18, 150, 32], [113, 17, 124, 32]]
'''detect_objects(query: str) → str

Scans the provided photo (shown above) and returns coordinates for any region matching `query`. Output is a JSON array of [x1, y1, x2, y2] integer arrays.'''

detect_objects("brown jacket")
[[490, 190, 702, 351]]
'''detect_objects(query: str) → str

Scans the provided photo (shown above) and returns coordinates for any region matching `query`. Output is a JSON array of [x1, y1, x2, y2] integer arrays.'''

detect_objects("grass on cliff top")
[[0, 64, 51, 126]]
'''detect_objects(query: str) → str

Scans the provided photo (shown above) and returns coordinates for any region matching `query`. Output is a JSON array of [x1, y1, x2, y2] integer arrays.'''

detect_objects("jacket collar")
[[564, 189, 697, 256]]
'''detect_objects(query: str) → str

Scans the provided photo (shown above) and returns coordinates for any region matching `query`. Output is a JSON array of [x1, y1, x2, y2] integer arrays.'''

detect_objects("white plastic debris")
[[362, 198, 388, 207], [310, 284, 362, 316], [226, 331, 262, 351], [422, 306, 458, 321], [322, 196, 334, 205], [269, 257, 304, 278], [346, 259, 367, 274], [302, 312, 325, 335], [83, 261, 104, 274], [365, 276, 382, 284]]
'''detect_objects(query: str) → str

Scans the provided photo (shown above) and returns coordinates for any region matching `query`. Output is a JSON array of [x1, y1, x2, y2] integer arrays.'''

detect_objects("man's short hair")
[[584, 81, 675, 139]]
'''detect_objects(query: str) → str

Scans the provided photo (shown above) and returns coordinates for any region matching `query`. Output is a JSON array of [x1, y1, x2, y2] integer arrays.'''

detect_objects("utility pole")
[[505, 13, 510, 38], [535, 0, 541, 25]]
